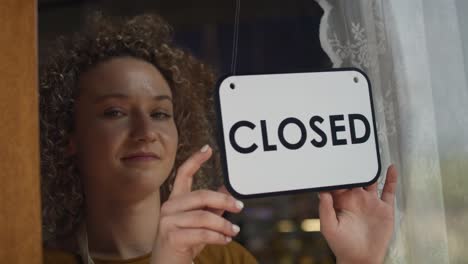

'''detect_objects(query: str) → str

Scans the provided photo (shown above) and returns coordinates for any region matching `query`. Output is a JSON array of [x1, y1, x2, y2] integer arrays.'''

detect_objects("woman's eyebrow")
[[93, 93, 128, 103], [93, 93, 173, 103], [153, 95, 173, 102]]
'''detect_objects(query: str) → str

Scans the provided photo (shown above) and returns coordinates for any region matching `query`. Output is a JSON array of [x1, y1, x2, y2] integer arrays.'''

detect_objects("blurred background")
[[38, 0, 335, 263]]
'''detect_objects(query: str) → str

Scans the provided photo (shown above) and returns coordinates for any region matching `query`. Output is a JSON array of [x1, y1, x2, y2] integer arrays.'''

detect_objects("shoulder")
[[43, 248, 81, 264], [194, 241, 257, 264], [44, 242, 257, 264]]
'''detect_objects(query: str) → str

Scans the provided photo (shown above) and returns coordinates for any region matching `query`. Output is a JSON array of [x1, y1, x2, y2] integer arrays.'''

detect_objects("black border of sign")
[[214, 68, 381, 199]]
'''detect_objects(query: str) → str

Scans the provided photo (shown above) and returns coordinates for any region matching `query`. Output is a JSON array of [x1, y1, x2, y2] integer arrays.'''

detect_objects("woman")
[[40, 13, 397, 264]]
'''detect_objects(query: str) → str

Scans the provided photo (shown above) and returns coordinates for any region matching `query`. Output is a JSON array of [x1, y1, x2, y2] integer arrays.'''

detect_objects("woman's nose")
[[130, 113, 157, 143]]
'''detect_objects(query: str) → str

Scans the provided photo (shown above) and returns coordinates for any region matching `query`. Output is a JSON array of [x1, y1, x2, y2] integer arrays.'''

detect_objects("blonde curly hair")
[[39, 13, 222, 243]]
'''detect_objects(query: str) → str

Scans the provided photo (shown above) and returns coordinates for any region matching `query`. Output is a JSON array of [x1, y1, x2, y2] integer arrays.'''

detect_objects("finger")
[[162, 190, 243, 215], [329, 189, 350, 206], [318, 192, 338, 236], [170, 145, 212, 198], [365, 180, 378, 194], [381, 165, 398, 206], [211, 185, 233, 216], [169, 228, 232, 248], [166, 210, 240, 237], [330, 189, 348, 197]]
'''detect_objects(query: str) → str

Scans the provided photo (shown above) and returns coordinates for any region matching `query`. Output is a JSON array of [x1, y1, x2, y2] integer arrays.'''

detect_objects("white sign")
[[216, 69, 381, 198]]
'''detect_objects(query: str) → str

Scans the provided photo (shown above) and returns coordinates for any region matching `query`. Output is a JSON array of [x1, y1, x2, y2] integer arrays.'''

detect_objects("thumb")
[[318, 192, 338, 236], [217, 185, 229, 195]]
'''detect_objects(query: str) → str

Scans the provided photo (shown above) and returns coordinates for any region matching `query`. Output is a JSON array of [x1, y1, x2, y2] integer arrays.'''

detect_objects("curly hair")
[[39, 13, 223, 242]]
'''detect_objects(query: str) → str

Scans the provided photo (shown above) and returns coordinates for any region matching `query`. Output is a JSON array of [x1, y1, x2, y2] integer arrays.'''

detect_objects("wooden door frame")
[[0, 0, 42, 263]]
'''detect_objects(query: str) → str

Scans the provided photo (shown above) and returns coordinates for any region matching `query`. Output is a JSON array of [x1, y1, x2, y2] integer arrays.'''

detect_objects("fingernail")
[[232, 224, 240, 233], [235, 200, 244, 209], [225, 236, 232, 243], [200, 144, 210, 153]]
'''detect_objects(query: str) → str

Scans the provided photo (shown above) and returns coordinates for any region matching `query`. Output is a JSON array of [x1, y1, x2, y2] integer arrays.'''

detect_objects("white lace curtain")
[[315, 0, 468, 263]]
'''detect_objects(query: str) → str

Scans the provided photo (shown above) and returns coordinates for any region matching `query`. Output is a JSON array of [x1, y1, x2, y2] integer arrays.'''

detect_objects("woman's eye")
[[103, 109, 125, 118], [151, 111, 172, 120]]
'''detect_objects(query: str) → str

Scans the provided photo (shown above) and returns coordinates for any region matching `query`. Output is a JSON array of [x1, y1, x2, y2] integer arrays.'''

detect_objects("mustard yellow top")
[[44, 241, 258, 264]]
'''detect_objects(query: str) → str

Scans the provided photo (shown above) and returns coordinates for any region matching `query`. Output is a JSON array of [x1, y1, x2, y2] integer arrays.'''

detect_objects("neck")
[[84, 191, 160, 260]]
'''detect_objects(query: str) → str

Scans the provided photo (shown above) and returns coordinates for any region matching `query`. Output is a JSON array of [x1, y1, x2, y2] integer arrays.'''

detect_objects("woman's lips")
[[121, 156, 159, 162], [121, 153, 160, 162]]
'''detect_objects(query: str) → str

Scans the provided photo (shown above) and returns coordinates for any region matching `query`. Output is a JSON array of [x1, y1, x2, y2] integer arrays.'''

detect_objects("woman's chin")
[[103, 168, 163, 194]]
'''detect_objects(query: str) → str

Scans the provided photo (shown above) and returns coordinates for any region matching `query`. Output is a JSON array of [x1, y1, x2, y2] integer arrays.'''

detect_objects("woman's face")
[[70, 56, 178, 202]]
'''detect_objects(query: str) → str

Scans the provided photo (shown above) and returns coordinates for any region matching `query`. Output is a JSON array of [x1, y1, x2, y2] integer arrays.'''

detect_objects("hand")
[[150, 145, 244, 264], [319, 165, 398, 264]]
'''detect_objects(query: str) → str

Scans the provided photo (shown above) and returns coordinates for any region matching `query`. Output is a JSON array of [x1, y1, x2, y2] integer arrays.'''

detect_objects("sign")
[[216, 69, 381, 198]]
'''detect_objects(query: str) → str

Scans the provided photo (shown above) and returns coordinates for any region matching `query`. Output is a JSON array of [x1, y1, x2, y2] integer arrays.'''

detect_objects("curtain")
[[315, 0, 468, 263]]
